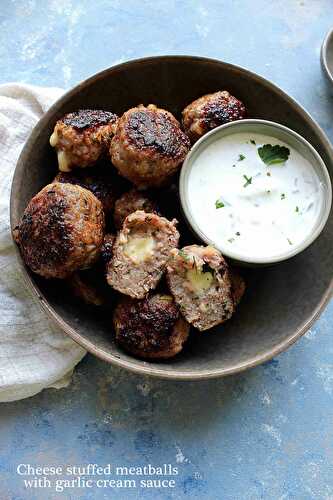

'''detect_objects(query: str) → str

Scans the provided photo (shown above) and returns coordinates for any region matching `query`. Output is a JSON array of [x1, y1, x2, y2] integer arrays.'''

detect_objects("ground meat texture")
[[182, 91, 246, 143], [113, 294, 190, 359], [54, 167, 116, 215], [113, 189, 159, 229], [107, 211, 179, 299], [14, 182, 105, 279], [50, 109, 118, 171], [166, 245, 235, 331], [110, 104, 190, 189]]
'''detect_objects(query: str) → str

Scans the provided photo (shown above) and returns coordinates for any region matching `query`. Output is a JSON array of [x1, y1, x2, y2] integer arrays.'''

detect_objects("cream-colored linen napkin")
[[0, 83, 86, 402]]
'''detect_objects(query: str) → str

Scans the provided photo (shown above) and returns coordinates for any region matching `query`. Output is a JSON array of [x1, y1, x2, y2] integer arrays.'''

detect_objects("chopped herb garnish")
[[232, 164, 236, 168], [235, 231, 241, 236], [287, 238, 293, 246], [295, 206, 299, 213], [243, 175, 252, 187], [238, 154, 246, 161], [266, 190, 271, 194], [258, 144, 290, 166], [215, 199, 225, 209], [228, 238, 235, 243], [250, 139, 256, 145], [281, 193, 286, 200], [267, 172, 271, 177], [179, 249, 190, 261]]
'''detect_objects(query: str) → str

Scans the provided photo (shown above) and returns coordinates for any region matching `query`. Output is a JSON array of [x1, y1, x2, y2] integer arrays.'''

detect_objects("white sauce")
[[187, 132, 324, 260]]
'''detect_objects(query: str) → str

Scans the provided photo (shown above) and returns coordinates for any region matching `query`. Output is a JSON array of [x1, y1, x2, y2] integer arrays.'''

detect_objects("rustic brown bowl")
[[10, 56, 333, 380]]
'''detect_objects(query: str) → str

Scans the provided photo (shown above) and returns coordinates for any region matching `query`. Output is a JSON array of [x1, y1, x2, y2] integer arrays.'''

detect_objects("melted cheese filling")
[[123, 236, 155, 263], [186, 269, 214, 293], [49, 131, 58, 147], [57, 150, 71, 172]]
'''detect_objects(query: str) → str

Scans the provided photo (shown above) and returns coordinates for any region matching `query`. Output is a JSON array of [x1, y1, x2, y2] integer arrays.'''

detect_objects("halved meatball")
[[50, 109, 118, 171], [182, 91, 246, 143], [13, 182, 105, 279], [113, 189, 159, 229], [110, 104, 190, 188], [167, 245, 235, 331], [113, 294, 190, 359], [54, 167, 117, 215], [107, 211, 179, 299]]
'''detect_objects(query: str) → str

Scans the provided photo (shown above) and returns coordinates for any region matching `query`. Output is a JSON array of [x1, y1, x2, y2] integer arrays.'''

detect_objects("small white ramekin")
[[180, 119, 332, 266]]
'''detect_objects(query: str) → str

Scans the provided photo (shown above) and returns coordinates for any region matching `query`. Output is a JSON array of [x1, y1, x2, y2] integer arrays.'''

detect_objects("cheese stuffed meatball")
[[107, 211, 179, 299], [50, 109, 118, 171], [13, 182, 105, 279], [113, 294, 190, 359], [167, 245, 235, 331], [113, 189, 159, 229], [110, 104, 190, 188], [182, 91, 246, 143]]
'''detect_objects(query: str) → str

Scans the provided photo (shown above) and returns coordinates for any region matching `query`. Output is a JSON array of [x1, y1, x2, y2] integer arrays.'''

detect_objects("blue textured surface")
[[1, 1, 333, 499]]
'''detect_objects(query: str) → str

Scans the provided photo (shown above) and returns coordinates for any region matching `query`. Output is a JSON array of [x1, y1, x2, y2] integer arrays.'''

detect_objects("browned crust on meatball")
[[54, 168, 116, 215], [166, 245, 235, 331], [50, 109, 118, 171], [182, 91, 246, 143], [113, 189, 159, 229], [14, 182, 105, 279], [107, 211, 179, 299], [110, 104, 190, 188], [62, 109, 118, 131], [113, 294, 190, 359]]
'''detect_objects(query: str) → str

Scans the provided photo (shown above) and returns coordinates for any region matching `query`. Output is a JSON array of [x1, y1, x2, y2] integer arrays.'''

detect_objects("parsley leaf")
[[178, 249, 190, 261], [243, 175, 252, 187], [215, 199, 225, 209], [281, 193, 286, 200], [295, 206, 299, 212], [238, 154, 246, 161], [250, 139, 256, 145], [258, 144, 290, 166]]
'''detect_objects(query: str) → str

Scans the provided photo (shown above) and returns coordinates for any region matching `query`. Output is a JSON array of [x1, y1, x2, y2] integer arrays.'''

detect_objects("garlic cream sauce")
[[187, 132, 323, 259]]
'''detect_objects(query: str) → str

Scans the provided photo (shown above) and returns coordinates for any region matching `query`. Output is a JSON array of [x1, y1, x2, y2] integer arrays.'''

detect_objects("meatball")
[[107, 211, 179, 299], [114, 189, 159, 229], [166, 245, 235, 331], [54, 167, 116, 215], [230, 270, 246, 306], [110, 104, 190, 188], [182, 91, 246, 143], [50, 109, 118, 171], [113, 294, 190, 359], [67, 270, 108, 306], [13, 182, 105, 279]]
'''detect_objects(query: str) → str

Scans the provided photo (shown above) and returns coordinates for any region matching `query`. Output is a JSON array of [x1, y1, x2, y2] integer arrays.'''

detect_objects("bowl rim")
[[180, 119, 332, 265], [10, 55, 333, 380], [321, 27, 333, 85]]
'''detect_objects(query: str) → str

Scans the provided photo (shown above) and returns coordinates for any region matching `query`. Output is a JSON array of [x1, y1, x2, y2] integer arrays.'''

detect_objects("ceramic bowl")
[[180, 119, 332, 266], [321, 27, 333, 86], [10, 56, 333, 380]]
